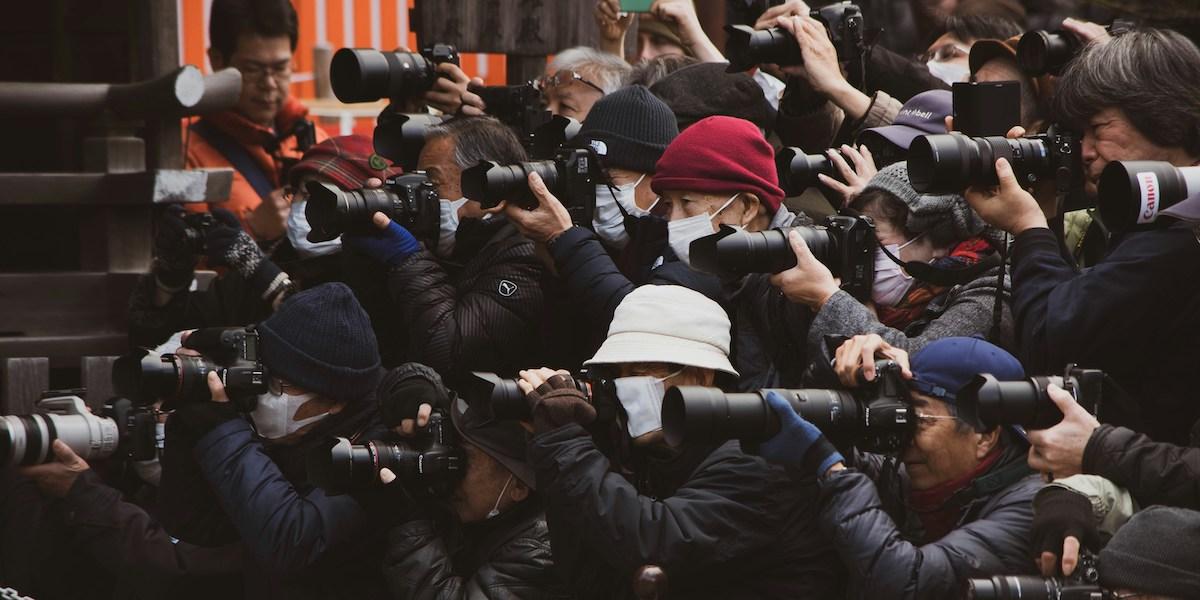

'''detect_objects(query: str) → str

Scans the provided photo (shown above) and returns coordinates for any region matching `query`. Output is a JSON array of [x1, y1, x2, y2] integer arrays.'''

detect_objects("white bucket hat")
[[585, 285, 738, 376]]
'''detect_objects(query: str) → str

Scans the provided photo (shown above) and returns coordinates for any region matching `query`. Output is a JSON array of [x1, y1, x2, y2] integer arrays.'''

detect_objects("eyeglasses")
[[914, 412, 959, 427], [535, 70, 606, 95], [920, 43, 970, 63], [235, 60, 294, 84]]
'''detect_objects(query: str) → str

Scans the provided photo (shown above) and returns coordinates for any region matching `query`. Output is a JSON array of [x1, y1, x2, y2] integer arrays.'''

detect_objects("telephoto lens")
[[907, 130, 1077, 194], [460, 148, 595, 216], [330, 44, 459, 103], [958, 366, 1104, 430], [1016, 30, 1081, 76], [1097, 161, 1200, 232], [0, 396, 119, 467], [307, 413, 463, 494], [776, 147, 842, 195], [304, 173, 441, 243], [466, 372, 594, 421], [724, 25, 804, 72], [661, 386, 860, 448], [111, 349, 223, 405]]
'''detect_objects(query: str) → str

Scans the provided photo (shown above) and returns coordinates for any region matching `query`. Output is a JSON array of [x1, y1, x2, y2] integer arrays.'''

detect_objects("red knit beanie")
[[289, 134, 404, 190], [651, 116, 784, 215]]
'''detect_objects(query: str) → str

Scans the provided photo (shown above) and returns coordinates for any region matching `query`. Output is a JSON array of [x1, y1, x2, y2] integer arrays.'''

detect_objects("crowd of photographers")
[[3, 0, 1200, 598]]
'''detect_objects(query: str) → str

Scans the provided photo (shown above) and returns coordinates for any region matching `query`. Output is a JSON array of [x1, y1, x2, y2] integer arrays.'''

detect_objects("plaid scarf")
[[876, 237, 993, 330]]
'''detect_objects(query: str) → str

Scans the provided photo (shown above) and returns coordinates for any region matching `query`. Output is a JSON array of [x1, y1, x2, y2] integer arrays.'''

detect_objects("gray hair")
[[426, 116, 526, 170], [549, 46, 631, 95], [1054, 28, 1200, 157]]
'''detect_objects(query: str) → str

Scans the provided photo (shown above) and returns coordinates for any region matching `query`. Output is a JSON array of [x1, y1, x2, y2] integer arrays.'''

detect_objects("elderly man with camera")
[[756, 335, 1040, 598]]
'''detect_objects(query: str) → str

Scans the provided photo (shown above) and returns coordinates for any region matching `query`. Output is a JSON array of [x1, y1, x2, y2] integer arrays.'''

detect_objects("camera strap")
[[875, 238, 1001, 287], [190, 119, 275, 204]]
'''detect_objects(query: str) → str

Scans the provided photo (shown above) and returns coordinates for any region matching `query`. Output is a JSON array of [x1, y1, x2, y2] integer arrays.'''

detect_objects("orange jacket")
[[182, 97, 329, 237]]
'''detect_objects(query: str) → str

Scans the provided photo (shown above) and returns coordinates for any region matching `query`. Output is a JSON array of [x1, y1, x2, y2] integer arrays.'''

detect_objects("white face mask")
[[613, 369, 683, 438], [871, 236, 921, 307], [486, 474, 514, 520], [251, 388, 328, 440], [593, 173, 647, 249], [288, 198, 343, 258], [927, 59, 969, 85], [667, 193, 739, 267], [437, 198, 469, 258]]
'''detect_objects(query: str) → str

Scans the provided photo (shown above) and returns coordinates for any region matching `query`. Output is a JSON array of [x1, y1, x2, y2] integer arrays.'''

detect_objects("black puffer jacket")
[[529, 424, 844, 599], [382, 500, 570, 600], [819, 440, 1039, 599], [1083, 423, 1200, 510], [378, 216, 545, 378]]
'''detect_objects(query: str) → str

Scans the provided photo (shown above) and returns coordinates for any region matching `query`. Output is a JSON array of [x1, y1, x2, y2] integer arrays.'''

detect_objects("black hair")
[[1053, 28, 1200, 158], [209, 0, 299, 61]]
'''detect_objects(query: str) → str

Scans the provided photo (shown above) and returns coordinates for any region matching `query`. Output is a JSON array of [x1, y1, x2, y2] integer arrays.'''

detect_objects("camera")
[[907, 126, 1082, 201], [966, 552, 1105, 599], [527, 114, 581, 160], [1097, 161, 1200, 233], [1015, 30, 1083, 77], [330, 44, 460, 103], [304, 173, 441, 244], [460, 147, 597, 224], [958, 364, 1105, 431], [111, 326, 268, 409], [725, 1, 865, 73], [776, 147, 846, 195], [307, 412, 463, 494], [179, 212, 218, 255], [687, 214, 876, 300], [662, 361, 913, 453], [0, 394, 158, 467], [371, 110, 446, 171], [463, 371, 606, 421], [953, 81, 1021, 138]]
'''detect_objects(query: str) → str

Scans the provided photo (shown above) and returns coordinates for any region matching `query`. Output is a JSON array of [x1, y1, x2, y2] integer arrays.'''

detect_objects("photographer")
[[518, 285, 843, 599], [758, 336, 1040, 598], [378, 364, 569, 599], [185, 0, 328, 240], [963, 29, 1200, 444], [157, 283, 392, 599], [340, 117, 546, 377], [594, 0, 724, 64], [769, 162, 1011, 385], [539, 47, 630, 122]]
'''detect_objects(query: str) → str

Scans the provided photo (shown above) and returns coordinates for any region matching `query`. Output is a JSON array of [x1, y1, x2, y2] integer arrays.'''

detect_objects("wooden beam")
[[81, 356, 119, 410], [1, 357, 50, 414], [0, 170, 233, 206]]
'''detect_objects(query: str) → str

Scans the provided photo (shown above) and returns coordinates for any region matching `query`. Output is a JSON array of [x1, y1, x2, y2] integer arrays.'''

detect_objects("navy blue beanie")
[[257, 282, 381, 402]]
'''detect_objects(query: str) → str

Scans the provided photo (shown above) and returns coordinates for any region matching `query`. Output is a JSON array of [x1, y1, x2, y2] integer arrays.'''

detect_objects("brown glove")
[[527, 374, 596, 433]]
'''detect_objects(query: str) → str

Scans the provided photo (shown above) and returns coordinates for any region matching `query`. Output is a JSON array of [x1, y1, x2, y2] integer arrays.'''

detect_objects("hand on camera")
[[153, 206, 199, 288], [1061, 18, 1112, 46], [650, 0, 724, 62], [820, 144, 877, 207], [773, 17, 840, 90], [204, 209, 267, 277], [1031, 485, 1100, 577], [378, 363, 451, 437], [501, 172, 574, 244], [753, 0, 811, 29], [423, 63, 485, 117], [595, 0, 634, 46], [759, 391, 845, 477], [1026, 385, 1099, 480], [768, 229, 840, 311], [963, 126, 1050, 235], [247, 187, 290, 241], [832, 334, 913, 389], [17, 440, 91, 499], [517, 367, 596, 433], [341, 212, 422, 266]]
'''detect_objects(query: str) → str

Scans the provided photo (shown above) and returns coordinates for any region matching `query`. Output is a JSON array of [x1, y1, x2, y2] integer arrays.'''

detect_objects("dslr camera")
[[966, 551, 1106, 599], [908, 126, 1086, 210], [1, 393, 158, 467], [307, 412, 463, 495], [462, 371, 613, 422], [330, 44, 460, 103], [662, 360, 914, 454], [460, 147, 597, 225], [1016, 21, 1132, 76], [687, 214, 876, 300], [304, 173, 441, 244], [776, 147, 849, 195], [725, 1, 866, 73], [112, 326, 268, 410], [372, 110, 446, 171], [958, 364, 1107, 430], [468, 83, 580, 158]]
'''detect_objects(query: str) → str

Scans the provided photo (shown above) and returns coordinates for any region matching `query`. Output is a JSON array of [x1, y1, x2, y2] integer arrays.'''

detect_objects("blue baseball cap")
[[908, 337, 1024, 403], [858, 90, 952, 151]]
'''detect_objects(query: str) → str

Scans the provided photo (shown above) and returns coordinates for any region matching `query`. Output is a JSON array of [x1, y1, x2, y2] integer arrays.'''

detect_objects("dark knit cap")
[[1100, 506, 1200, 597], [578, 85, 679, 174], [450, 396, 535, 488], [288, 134, 404, 190], [652, 116, 784, 214], [650, 62, 775, 132], [258, 282, 381, 402]]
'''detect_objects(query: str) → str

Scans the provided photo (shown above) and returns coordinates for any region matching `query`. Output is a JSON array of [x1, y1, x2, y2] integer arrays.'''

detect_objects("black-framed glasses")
[[535, 70, 606, 95], [234, 59, 294, 84]]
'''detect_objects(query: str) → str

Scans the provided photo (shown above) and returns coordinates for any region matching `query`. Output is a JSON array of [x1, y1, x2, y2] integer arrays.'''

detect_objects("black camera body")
[[688, 213, 876, 300], [960, 364, 1105, 431], [464, 371, 610, 422], [662, 360, 914, 454], [908, 126, 1085, 210], [776, 147, 845, 195], [725, 1, 865, 72], [307, 412, 464, 495], [180, 212, 218, 255], [460, 147, 597, 224], [112, 326, 268, 409], [330, 44, 460, 103], [304, 173, 441, 244], [966, 552, 1106, 599], [372, 110, 446, 171]]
